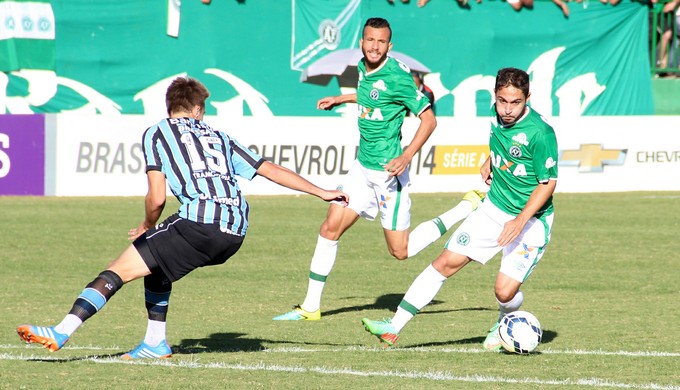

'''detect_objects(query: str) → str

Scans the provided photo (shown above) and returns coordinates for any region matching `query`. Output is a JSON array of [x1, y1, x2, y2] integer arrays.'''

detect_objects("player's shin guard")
[[68, 270, 123, 322], [144, 272, 172, 322]]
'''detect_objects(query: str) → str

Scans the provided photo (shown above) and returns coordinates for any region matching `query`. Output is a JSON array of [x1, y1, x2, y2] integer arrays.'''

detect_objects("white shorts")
[[336, 160, 411, 231], [445, 198, 553, 283]]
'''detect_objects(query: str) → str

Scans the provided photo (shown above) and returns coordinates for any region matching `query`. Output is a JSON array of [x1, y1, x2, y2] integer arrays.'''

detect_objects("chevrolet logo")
[[559, 144, 627, 173]]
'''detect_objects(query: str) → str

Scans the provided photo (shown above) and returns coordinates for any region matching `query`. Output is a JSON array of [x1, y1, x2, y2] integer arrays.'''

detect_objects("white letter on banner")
[[555, 73, 606, 116], [0, 133, 10, 178], [527, 47, 564, 117]]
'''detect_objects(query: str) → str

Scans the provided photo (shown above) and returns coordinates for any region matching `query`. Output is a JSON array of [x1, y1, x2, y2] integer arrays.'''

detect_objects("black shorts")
[[133, 214, 244, 282]]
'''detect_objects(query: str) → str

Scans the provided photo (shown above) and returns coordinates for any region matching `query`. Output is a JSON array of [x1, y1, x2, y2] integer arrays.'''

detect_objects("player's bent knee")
[[387, 246, 409, 260], [494, 289, 517, 304]]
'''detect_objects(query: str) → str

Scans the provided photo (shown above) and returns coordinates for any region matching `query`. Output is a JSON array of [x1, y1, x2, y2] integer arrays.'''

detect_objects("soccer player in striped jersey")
[[274, 17, 484, 321], [17, 76, 348, 359], [362, 67, 558, 350]]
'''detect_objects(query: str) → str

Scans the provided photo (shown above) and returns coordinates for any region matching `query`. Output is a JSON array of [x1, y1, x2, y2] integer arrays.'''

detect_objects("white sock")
[[392, 265, 447, 333], [301, 235, 338, 312], [143, 320, 167, 347], [54, 314, 83, 336], [407, 201, 473, 258], [497, 290, 524, 322]]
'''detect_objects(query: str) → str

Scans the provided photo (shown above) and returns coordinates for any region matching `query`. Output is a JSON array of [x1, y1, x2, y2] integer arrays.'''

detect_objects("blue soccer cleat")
[[17, 325, 70, 352], [122, 340, 172, 360]]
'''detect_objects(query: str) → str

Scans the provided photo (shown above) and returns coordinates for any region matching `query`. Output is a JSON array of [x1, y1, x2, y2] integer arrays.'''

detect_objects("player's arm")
[[128, 170, 166, 241], [317, 93, 357, 110], [256, 161, 349, 204], [497, 180, 556, 247], [480, 156, 492, 185], [384, 108, 436, 176]]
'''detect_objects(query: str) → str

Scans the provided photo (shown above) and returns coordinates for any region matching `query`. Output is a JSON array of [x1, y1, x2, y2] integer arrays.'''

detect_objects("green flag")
[[291, 0, 362, 71], [0, 0, 55, 71]]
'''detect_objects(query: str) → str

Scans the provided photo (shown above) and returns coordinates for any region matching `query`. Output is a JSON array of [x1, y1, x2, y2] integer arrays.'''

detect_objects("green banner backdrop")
[[0, 0, 55, 71], [1, 0, 653, 116]]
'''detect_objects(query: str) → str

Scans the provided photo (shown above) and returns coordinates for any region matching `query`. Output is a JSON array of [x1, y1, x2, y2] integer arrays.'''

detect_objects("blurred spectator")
[[420, 0, 571, 17], [656, 0, 680, 73], [551, 0, 571, 16], [411, 71, 436, 116]]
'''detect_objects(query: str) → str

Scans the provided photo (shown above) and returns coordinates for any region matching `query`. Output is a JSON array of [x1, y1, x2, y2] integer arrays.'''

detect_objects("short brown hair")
[[165, 76, 210, 116], [495, 67, 530, 98]]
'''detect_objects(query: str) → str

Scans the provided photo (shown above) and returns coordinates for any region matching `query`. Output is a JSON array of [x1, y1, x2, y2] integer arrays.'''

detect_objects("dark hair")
[[165, 76, 210, 116], [363, 17, 392, 41], [495, 67, 530, 98]]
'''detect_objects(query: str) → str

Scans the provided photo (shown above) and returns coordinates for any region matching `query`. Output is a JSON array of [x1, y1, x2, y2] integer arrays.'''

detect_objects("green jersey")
[[356, 56, 431, 170], [487, 105, 558, 217]]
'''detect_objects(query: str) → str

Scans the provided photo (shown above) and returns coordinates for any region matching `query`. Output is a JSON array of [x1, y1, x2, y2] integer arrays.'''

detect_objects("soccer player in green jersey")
[[362, 67, 558, 350], [274, 17, 484, 321]]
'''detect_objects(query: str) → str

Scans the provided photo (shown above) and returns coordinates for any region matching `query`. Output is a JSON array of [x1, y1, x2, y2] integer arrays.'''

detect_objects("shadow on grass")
[[408, 328, 557, 350], [26, 351, 127, 363], [323, 293, 493, 317], [178, 332, 278, 353]]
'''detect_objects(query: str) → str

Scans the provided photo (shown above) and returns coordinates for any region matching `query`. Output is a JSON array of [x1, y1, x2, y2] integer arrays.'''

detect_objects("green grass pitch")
[[1, 192, 679, 389]]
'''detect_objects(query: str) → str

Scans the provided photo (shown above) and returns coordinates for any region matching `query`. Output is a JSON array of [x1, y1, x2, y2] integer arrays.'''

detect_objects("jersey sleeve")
[[531, 128, 559, 183], [224, 134, 265, 181], [141, 122, 164, 173], [391, 59, 431, 116]]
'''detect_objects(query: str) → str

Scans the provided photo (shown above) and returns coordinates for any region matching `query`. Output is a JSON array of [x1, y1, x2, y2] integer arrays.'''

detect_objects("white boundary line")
[[1, 351, 679, 389], [2, 344, 680, 357]]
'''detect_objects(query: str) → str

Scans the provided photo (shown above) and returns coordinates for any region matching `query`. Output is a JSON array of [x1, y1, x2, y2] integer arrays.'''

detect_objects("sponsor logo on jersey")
[[369, 89, 380, 100], [545, 157, 556, 169], [358, 105, 383, 120], [372, 80, 387, 91], [512, 133, 529, 146]]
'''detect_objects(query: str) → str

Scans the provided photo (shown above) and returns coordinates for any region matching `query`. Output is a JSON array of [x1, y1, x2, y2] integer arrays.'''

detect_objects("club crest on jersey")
[[509, 145, 522, 158], [370, 89, 380, 100]]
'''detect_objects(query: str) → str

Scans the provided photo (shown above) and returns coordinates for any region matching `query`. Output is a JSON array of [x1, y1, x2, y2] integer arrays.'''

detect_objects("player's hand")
[[497, 218, 524, 247], [384, 155, 409, 177], [323, 190, 349, 206], [128, 222, 149, 241], [480, 164, 492, 185], [317, 96, 338, 110]]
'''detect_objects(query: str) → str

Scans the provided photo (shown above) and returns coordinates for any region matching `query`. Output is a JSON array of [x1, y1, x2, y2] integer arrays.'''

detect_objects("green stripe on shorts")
[[391, 179, 403, 231]]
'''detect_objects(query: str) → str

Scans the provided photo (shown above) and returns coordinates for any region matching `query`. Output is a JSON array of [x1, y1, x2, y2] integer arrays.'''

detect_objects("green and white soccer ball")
[[498, 310, 542, 354]]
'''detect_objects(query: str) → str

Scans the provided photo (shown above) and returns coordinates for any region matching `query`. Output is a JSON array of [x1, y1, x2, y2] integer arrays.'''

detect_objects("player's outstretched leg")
[[461, 190, 485, 210], [361, 318, 399, 347], [407, 190, 485, 258], [17, 325, 70, 352]]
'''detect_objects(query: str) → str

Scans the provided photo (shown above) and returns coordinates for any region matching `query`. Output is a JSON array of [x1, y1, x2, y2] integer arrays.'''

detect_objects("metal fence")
[[650, 0, 680, 77]]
